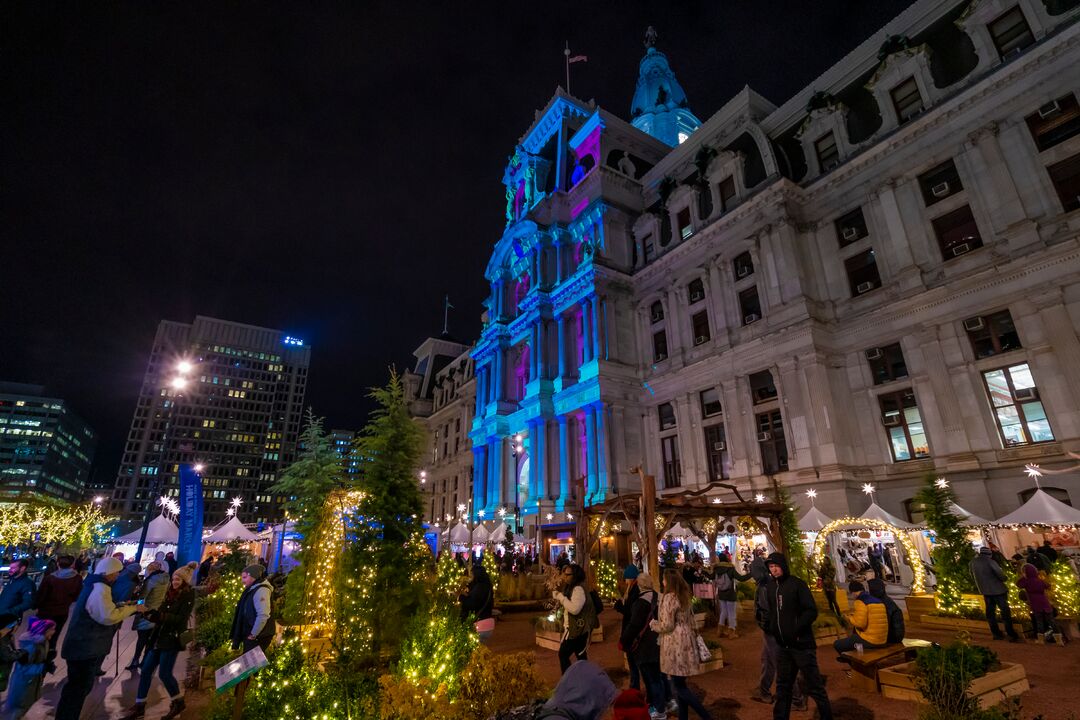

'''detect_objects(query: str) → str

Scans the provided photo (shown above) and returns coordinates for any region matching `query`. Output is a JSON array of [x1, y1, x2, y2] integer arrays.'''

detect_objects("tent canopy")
[[798, 505, 833, 533], [203, 515, 259, 543], [663, 522, 694, 539], [860, 502, 919, 529], [115, 514, 179, 544], [488, 524, 508, 543], [448, 523, 470, 544], [471, 524, 490, 543], [949, 503, 990, 527], [992, 488, 1080, 526]]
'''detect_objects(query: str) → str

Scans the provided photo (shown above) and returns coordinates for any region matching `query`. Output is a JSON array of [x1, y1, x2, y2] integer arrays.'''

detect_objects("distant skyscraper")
[[0, 382, 96, 503], [330, 429, 363, 478], [110, 316, 310, 526]]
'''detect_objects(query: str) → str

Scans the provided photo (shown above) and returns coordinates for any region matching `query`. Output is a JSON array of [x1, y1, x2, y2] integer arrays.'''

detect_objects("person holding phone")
[[126, 561, 169, 671]]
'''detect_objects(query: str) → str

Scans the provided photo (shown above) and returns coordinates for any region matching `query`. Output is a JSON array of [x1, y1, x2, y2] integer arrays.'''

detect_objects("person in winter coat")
[[163, 552, 177, 575], [867, 578, 905, 644], [119, 562, 197, 720], [0, 617, 56, 720], [650, 569, 713, 720], [818, 556, 842, 620], [460, 564, 495, 639], [1016, 562, 1064, 643], [230, 564, 275, 653], [110, 561, 142, 604], [126, 561, 171, 670], [33, 555, 82, 652], [1037, 540, 1058, 564], [620, 573, 668, 720], [55, 556, 142, 720], [553, 563, 592, 674], [614, 564, 643, 691], [712, 551, 750, 638], [0, 560, 35, 628], [834, 581, 888, 654], [762, 553, 833, 720], [485, 659, 618, 720], [749, 547, 769, 585], [970, 546, 1020, 641]]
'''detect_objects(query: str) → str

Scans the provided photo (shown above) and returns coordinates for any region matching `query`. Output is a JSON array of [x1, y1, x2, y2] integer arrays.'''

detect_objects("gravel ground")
[[487, 606, 1080, 720]]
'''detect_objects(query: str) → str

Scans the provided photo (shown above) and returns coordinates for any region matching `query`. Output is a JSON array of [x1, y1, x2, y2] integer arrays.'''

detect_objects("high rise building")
[[0, 382, 97, 503], [330, 428, 363, 478], [469, 3, 1080, 534], [110, 316, 310, 526]]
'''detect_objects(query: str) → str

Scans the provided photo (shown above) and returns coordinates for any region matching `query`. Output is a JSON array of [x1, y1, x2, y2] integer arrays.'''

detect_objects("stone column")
[[582, 298, 594, 363], [1023, 291, 1080, 438], [706, 260, 730, 345], [537, 320, 549, 380], [557, 314, 569, 380], [533, 419, 548, 502], [592, 296, 604, 361], [872, 180, 917, 272], [585, 406, 599, 500], [964, 123, 1027, 234], [529, 324, 540, 381], [557, 415, 571, 508], [472, 444, 486, 517], [664, 288, 684, 355], [595, 404, 609, 501]]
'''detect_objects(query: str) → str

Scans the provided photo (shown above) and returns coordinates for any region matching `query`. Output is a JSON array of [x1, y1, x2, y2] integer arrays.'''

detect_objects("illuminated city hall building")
[[465, 0, 1080, 533]]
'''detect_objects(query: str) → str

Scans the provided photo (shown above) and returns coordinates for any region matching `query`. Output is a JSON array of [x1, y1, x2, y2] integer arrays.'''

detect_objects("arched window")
[[1019, 486, 1072, 506]]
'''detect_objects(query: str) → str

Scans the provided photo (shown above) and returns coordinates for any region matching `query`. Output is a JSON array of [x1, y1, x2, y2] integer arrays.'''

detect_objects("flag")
[[569, 55, 587, 64]]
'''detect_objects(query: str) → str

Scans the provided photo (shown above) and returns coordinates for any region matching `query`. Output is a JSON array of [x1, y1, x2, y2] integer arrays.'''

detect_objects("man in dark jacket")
[[55, 557, 142, 720], [613, 564, 642, 691], [970, 546, 1019, 641], [1037, 540, 1058, 563], [459, 565, 495, 622], [0, 559, 35, 627], [34, 554, 83, 650], [762, 553, 833, 720], [867, 578, 905, 644], [618, 573, 666, 720], [230, 565, 275, 653]]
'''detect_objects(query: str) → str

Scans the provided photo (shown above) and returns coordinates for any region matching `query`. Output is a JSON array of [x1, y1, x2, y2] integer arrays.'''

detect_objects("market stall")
[[109, 513, 180, 564], [989, 487, 1080, 555]]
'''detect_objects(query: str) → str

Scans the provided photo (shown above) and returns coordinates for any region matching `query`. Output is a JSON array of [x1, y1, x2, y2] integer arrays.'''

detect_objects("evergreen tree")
[[916, 475, 975, 611], [777, 486, 810, 581], [270, 409, 346, 541]]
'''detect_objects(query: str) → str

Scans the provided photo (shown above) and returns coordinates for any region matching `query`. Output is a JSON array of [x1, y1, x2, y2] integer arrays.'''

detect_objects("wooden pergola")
[[574, 470, 790, 582]]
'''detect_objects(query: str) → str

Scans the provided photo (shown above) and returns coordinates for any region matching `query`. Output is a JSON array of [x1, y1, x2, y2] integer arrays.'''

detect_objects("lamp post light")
[[134, 359, 194, 564]]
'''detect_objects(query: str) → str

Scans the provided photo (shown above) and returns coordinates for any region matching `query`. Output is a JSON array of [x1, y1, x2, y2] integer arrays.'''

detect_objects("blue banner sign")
[[176, 463, 204, 573]]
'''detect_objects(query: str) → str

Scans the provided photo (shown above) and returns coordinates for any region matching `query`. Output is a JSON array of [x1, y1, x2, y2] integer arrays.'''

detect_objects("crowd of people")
[[971, 540, 1071, 644], [0, 549, 276, 720]]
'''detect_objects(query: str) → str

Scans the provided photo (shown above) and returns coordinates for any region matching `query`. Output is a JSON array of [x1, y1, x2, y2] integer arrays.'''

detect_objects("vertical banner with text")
[[176, 463, 205, 572]]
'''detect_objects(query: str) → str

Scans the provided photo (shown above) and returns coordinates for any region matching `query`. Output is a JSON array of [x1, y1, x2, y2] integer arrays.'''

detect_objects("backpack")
[[567, 588, 597, 639], [885, 599, 905, 644], [715, 570, 732, 593], [589, 590, 604, 622]]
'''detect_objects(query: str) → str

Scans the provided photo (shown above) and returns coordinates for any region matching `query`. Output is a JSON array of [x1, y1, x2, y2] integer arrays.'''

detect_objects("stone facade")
[[466, 0, 1080, 529]]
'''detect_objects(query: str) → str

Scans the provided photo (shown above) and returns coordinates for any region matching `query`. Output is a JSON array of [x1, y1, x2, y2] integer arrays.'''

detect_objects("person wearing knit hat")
[[2, 617, 57, 719], [126, 561, 171, 671], [119, 562, 197, 720], [615, 564, 643, 692], [230, 564, 274, 654], [55, 556, 141, 720]]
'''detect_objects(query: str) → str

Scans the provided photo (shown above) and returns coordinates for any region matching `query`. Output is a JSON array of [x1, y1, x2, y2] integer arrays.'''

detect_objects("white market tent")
[[949, 503, 991, 527], [115, 514, 179, 544], [472, 524, 490, 543], [798, 505, 833, 533], [663, 522, 694, 538], [449, 523, 471, 544], [203, 515, 259, 543], [488, 523, 508, 544], [860, 502, 920, 529], [992, 489, 1080, 526]]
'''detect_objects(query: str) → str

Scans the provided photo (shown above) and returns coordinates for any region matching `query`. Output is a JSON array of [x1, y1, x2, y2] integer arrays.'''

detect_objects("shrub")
[[194, 573, 244, 651], [913, 640, 998, 720]]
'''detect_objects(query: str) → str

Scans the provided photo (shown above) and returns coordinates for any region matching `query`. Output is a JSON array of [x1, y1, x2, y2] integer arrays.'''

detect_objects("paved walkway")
[[10, 621, 193, 720]]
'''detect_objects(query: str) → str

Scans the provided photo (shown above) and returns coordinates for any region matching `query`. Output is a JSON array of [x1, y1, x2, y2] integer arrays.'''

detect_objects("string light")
[[810, 516, 926, 594]]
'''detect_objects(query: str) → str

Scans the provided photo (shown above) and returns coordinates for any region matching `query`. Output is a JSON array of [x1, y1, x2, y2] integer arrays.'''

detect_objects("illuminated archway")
[[811, 516, 925, 594]]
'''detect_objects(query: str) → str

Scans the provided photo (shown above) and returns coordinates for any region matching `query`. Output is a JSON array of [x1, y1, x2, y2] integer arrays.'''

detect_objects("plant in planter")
[[912, 640, 998, 719], [594, 559, 620, 601]]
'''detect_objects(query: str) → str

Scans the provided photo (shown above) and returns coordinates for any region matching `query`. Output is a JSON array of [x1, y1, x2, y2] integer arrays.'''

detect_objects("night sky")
[[2, 1, 914, 486]]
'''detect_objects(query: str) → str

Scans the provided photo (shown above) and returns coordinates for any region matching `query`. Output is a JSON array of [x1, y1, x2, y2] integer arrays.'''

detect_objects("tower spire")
[[629, 27, 701, 147]]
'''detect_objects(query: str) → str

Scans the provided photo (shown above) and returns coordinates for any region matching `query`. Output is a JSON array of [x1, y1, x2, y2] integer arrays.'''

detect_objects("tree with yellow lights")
[[0, 498, 113, 550], [916, 476, 975, 613]]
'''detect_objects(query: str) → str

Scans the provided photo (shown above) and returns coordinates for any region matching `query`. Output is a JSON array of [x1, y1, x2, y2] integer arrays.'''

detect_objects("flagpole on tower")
[[564, 42, 571, 95], [442, 294, 454, 336]]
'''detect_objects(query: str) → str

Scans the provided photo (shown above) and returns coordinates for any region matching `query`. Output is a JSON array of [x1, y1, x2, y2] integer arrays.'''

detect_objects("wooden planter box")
[[698, 656, 724, 673], [692, 612, 707, 631], [1060, 618, 1080, 639], [905, 594, 936, 619], [535, 627, 603, 651], [920, 615, 991, 633], [879, 661, 1029, 709]]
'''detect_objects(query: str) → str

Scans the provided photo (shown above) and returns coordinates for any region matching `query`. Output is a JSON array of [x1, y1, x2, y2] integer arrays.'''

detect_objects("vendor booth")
[[109, 513, 179, 564]]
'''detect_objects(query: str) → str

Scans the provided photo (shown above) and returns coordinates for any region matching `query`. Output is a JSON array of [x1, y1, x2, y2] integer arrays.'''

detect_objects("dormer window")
[[890, 77, 924, 125], [988, 6, 1035, 59], [687, 278, 705, 304], [815, 132, 840, 172], [650, 301, 664, 324]]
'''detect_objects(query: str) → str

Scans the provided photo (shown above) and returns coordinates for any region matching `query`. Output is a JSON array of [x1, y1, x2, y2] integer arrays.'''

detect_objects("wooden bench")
[[841, 638, 933, 692]]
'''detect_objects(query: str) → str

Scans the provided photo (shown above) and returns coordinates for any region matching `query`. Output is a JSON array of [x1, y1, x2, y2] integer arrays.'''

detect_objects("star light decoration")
[[754, 493, 766, 503], [1024, 464, 1043, 487], [861, 483, 877, 502], [935, 477, 949, 489], [806, 489, 817, 505]]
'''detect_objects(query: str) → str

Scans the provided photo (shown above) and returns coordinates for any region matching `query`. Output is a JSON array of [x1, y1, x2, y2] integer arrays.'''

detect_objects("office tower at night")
[[0, 382, 97, 503], [330, 428, 364, 478], [110, 316, 310, 526]]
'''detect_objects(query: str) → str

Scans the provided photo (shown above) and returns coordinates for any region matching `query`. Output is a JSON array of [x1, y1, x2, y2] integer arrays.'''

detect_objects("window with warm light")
[[879, 389, 930, 461], [982, 362, 1055, 446]]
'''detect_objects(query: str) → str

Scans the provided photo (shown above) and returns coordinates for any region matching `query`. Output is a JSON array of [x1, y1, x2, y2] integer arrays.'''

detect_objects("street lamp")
[[134, 359, 195, 564]]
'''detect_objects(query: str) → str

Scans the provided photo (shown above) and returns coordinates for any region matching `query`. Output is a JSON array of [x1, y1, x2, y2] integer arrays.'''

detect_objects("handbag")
[[693, 583, 715, 599], [695, 632, 712, 663]]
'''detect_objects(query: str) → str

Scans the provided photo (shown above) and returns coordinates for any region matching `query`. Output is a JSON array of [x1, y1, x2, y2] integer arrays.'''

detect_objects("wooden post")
[[643, 474, 659, 581]]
